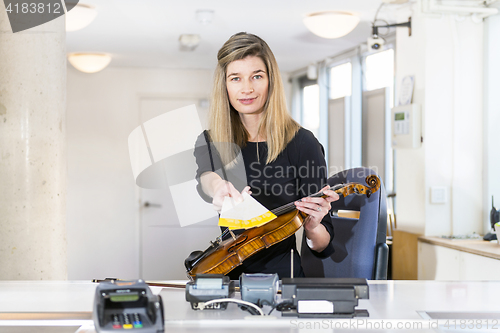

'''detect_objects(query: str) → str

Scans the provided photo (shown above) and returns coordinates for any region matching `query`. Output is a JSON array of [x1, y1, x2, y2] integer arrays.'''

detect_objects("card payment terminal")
[[93, 279, 164, 332]]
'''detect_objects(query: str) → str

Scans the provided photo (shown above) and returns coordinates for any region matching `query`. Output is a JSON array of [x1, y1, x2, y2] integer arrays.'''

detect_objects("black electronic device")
[[483, 196, 499, 241], [280, 278, 369, 318], [93, 279, 164, 333], [185, 274, 235, 310]]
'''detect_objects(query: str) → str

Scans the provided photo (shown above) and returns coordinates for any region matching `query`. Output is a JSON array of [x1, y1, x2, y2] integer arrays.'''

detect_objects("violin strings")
[[271, 202, 295, 215], [217, 184, 354, 222], [270, 183, 348, 216], [217, 228, 229, 241]]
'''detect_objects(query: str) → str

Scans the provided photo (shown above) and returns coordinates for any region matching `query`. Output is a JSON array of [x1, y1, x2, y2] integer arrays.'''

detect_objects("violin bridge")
[[228, 229, 237, 241]]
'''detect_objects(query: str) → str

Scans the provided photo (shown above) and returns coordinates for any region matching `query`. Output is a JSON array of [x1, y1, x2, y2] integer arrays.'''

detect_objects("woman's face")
[[226, 55, 269, 117]]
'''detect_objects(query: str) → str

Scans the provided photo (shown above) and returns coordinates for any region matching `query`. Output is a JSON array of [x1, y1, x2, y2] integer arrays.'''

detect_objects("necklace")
[[256, 141, 259, 163]]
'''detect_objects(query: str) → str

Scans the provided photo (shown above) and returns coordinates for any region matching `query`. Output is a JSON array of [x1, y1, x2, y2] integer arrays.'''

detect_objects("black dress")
[[194, 128, 334, 279]]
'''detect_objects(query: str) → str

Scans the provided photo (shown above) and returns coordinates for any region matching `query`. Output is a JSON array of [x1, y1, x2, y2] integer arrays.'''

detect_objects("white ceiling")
[[66, 0, 407, 72]]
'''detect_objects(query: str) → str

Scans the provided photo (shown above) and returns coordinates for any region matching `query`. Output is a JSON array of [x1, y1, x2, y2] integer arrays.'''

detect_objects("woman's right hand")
[[212, 179, 251, 212], [200, 172, 250, 212]]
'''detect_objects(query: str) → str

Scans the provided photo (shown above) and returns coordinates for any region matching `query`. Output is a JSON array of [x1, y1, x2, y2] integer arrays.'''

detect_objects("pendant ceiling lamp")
[[304, 11, 360, 39], [65, 3, 97, 32], [68, 53, 112, 73]]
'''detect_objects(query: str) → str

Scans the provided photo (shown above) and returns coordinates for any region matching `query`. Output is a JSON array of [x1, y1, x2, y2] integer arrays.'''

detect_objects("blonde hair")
[[209, 32, 300, 164]]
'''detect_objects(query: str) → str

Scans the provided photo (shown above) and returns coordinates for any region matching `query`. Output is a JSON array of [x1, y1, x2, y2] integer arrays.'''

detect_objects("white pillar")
[[0, 3, 67, 279], [395, 4, 484, 236]]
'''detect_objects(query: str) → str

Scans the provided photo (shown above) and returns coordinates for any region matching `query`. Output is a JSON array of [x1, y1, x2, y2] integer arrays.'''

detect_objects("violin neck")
[[270, 183, 344, 217], [270, 202, 296, 216]]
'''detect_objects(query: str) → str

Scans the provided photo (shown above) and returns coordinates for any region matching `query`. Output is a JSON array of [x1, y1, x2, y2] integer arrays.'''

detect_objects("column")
[[0, 2, 67, 279], [395, 4, 484, 236]]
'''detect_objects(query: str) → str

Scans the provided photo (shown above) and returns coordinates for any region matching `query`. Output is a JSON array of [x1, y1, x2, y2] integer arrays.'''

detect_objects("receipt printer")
[[185, 274, 235, 310], [240, 273, 279, 307], [281, 278, 369, 318], [93, 279, 164, 332]]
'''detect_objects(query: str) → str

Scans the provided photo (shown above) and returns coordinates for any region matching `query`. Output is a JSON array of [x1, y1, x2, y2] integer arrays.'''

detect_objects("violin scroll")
[[365, 175, 380, 190], [333, 175, 380, 199]]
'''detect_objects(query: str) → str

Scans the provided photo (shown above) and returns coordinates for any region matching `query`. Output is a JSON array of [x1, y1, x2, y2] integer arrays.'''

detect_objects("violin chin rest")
[[184, 250, 204, 271]]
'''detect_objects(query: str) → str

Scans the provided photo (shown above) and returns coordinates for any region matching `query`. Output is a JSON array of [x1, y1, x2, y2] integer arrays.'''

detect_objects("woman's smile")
[[238, 97, 257, 105]]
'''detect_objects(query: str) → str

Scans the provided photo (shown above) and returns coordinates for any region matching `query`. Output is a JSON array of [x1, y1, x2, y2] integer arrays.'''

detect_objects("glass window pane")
[[302, 84, 319, 138], [365, 49, 394, 92], [329, 62, 352, 99]]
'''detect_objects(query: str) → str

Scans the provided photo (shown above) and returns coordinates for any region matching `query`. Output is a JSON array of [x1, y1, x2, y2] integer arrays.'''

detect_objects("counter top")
[[1, 280, 500, 332], [418, 236, 500, 260]]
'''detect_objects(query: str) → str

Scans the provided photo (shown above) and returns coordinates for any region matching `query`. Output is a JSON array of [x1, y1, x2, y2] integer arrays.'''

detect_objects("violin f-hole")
[[227, 235, 248, 253]]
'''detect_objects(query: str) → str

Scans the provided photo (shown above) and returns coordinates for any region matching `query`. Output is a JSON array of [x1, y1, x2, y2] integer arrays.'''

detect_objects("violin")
[[184, 175, 381, 279]]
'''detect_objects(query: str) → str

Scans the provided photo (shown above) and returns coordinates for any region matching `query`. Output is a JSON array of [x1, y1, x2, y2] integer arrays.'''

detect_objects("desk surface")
[[419, 236, 500, 260], [0, 280, 500, 332]]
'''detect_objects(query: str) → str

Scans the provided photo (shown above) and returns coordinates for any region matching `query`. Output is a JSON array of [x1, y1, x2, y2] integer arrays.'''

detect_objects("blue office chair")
[[301, 167, 389, 280]]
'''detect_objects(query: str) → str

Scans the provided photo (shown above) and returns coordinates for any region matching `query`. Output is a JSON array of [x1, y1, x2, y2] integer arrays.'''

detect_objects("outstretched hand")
[[212, 179, 251, 212]]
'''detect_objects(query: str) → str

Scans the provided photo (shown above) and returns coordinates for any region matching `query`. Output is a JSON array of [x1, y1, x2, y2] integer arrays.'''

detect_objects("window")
[[365, 49, 394, 106], [329, 62, 352, 99], [302, 84, 320, 138], [363, 48, 395, 192]]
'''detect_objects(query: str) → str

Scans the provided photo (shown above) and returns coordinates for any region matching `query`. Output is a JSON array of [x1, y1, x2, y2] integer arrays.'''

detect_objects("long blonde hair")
[[209, 32, 300, 164]]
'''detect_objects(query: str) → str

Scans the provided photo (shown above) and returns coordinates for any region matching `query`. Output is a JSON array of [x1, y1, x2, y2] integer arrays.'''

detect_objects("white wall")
[[484, 13, 500, 232], [66, 67, 212, 279], [394, 8, 429, 234], [395, 6, 484, 236]]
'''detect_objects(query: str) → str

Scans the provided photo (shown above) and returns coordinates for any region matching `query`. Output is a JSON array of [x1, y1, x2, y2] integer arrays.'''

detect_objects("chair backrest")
[[301, 167, 389, 280]]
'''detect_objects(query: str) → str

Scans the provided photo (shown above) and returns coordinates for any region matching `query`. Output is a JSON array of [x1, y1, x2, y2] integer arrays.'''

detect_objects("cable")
[[373, 19, 391, 36], [371, 3, 392, 37], [272, 301, 295, 315], [268, 302, 292, 316], [201, 298, 265, 316], [372, 3, 385, 26], [238, 304, 261, 316]]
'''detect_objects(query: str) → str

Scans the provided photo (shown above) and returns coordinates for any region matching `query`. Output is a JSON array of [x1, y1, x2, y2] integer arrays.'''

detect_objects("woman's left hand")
[[294, 185, 340, 231]]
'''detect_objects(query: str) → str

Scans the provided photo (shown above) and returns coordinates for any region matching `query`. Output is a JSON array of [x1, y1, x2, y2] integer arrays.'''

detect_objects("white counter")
[[0, 280, 499, 332]]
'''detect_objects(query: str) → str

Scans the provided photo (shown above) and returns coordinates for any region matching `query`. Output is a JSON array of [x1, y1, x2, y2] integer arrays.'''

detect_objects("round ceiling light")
[[65, 3, 98, 32], [303, 11, 360, 39], [67, 53, 112, 73]]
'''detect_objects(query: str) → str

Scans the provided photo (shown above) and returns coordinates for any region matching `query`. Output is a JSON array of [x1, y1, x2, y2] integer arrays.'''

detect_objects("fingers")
[[294, 197, 329, 221], [213, 181, 250, 210], [224, 182, 244, 204], [295, 198, 328, 215], [212, 181, 241, 211], [321, 185, 340, 202], [294, 186, 339, 222], [294, 199, 325, 231], [223, 185, 252, 204], [241, 186, 252, 196], [301, 195, 334, 208]]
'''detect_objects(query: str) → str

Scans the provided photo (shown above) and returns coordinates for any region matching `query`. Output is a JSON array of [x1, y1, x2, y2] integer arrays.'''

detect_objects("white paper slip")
[[219, 192, 276, 229]]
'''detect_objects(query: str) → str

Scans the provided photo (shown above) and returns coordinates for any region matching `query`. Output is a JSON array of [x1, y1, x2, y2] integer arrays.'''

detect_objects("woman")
[[195, 32, 339, 279]]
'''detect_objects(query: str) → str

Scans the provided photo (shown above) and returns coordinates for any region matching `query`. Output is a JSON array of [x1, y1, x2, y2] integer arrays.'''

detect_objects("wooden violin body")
[[187, 210, 302, 277], [185, 175, 381, 279]]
